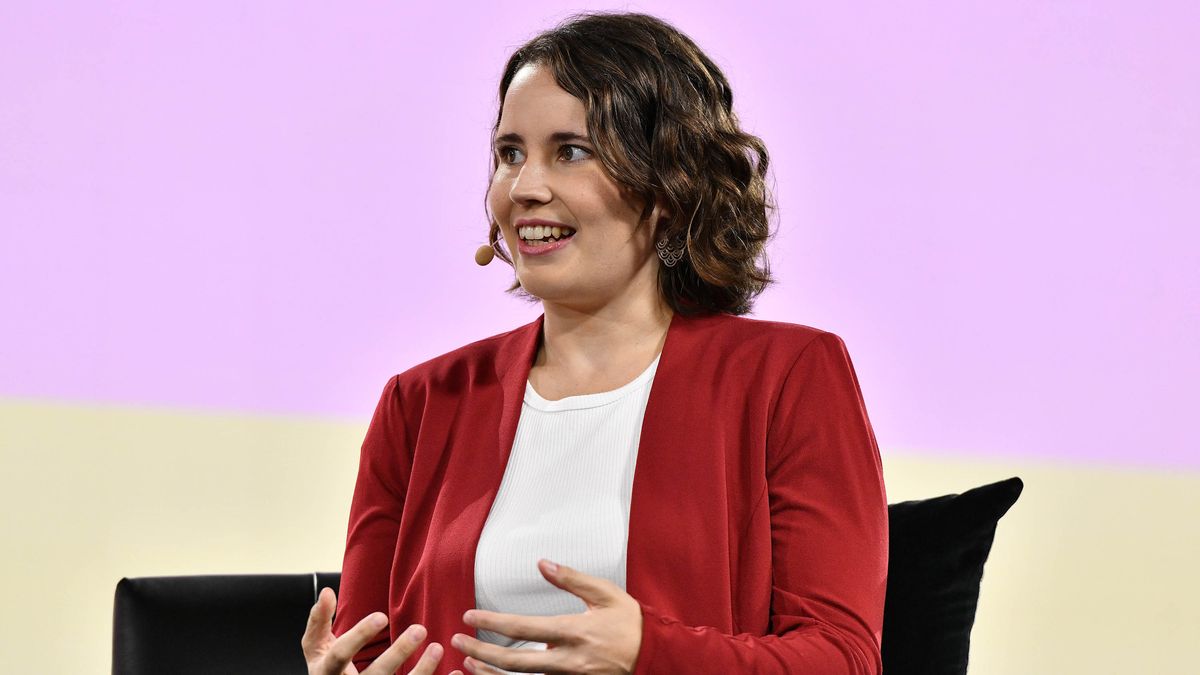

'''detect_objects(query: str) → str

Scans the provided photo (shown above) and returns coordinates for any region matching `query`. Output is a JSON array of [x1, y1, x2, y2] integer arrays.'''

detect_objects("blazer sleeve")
[[633, 332, 889, 674], [332, 375, 413, 671]]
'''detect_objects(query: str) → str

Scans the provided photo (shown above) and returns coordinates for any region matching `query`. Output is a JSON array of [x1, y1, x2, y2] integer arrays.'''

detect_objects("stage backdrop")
[[1, 1, 1197, 673]]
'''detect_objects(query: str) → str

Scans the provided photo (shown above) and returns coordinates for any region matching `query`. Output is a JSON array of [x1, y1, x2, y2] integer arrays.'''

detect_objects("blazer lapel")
[[625, 312, 733, 626], [626, 312, 690, 605], [494, 315, 544, 469], [438, 315, 543, 639]]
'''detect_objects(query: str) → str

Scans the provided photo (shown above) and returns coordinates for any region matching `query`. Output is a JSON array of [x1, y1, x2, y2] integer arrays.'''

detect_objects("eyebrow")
[[493, 131, 592, 147]]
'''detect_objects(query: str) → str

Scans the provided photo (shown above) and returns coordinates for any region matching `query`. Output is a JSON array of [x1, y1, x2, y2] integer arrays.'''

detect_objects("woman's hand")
[[450, 560, 643, 675], [302, 586, 465, 675]]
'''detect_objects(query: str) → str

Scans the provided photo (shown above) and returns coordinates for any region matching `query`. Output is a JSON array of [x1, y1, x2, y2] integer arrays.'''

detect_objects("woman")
[[303, 12, 887, 675]]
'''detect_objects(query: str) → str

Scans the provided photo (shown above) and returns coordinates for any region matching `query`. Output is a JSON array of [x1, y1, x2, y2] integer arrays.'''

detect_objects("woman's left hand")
[[451, 559, 643, 675]]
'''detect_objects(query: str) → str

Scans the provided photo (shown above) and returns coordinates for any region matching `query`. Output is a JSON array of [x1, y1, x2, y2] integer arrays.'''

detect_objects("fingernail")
[[543, 559, 559, 573], [427, 642, 443, 659], [408, 624, 427, 643], [463, 609, 476, 624], [371, 614, 387, 628]]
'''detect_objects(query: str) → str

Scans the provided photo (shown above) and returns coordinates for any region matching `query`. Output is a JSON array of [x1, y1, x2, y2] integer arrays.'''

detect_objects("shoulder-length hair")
[[485, 11, 775, 316]]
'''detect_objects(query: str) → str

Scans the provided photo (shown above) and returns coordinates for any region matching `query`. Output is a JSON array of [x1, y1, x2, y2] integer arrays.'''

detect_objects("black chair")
[[112, 477, 1022, 675], [112, 572, 341, 675]]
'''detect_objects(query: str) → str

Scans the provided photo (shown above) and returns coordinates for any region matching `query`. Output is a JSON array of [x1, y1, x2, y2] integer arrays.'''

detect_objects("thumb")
[[537, 559, 614, 609]]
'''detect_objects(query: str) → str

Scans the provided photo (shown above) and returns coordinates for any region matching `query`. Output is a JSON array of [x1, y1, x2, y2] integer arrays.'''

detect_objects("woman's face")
[[488, 64, 667, 311]]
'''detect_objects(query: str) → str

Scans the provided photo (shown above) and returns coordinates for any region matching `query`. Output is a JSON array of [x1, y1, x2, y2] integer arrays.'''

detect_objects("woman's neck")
[[532, 292, 673, 396]]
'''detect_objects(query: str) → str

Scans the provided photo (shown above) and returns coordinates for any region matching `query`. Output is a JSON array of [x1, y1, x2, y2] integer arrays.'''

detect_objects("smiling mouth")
[[518, 224, 577, 246]]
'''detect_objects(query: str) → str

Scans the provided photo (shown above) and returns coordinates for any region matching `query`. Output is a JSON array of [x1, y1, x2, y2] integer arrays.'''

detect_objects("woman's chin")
[[516, 274, 590, 307], [516, 278, 568, 303]]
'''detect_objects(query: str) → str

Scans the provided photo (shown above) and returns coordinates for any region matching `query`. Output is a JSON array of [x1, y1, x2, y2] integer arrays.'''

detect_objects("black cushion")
[[112, 572, 341, 675], [882, 476, 1024, 675]]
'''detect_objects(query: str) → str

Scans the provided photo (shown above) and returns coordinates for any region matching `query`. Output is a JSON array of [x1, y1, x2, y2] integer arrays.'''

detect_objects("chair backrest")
[[112, 572, 341, 675]]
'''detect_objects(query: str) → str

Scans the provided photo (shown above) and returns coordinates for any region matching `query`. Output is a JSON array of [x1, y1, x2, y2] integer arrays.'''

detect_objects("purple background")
[[2, 1, 1197, 468]]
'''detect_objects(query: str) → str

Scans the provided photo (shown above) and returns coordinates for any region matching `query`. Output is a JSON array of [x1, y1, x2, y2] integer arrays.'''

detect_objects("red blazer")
[[334, 311, 888, 674]]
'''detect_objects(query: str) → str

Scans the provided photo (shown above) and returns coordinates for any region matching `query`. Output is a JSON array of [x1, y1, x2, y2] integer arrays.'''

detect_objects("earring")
[[656, 232, 686, 268]]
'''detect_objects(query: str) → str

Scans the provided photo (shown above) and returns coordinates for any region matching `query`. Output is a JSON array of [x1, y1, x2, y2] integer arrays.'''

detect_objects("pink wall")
[[2, 1, 1196, 468]]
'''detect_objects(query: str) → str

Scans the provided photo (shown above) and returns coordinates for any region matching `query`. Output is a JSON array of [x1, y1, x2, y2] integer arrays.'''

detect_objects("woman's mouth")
[[517, 224, 576, 256]]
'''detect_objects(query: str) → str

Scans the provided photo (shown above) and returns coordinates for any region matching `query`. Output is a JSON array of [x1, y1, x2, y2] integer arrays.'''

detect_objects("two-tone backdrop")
[[2, 1, 1196, 672]]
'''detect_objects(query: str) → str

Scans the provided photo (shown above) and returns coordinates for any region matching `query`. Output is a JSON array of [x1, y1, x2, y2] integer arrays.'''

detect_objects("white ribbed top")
[[473, 354, 661, 662]]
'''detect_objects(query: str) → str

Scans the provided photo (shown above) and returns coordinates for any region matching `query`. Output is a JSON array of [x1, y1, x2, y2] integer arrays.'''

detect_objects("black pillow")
[[882, 476, 1024, 675]]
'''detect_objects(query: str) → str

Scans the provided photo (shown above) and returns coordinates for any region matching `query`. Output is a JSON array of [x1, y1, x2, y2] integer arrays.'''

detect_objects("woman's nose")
[[509, 164, 552, 205]]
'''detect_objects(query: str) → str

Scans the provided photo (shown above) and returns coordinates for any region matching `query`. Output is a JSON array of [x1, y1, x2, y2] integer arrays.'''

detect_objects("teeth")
[[518, 224, 576, 241]]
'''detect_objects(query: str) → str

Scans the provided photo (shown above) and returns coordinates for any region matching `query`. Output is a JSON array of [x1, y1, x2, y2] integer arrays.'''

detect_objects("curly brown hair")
[[485, 11, 775, 316]]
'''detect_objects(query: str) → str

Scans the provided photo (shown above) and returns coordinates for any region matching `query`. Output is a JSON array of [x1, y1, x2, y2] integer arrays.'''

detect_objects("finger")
[[326, 612, 389, 670], [451, 633, 564, 674], [462, 656, 509, 675], [360, 624, 428, 675], [463, 609, 570, 645], [302, 587, 338, 653], [538, 559, 616, 608], [403, 641, 444, 675]]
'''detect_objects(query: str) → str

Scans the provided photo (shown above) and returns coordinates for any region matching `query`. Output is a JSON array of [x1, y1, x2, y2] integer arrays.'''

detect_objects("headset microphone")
[[475, 244, 496, 266]]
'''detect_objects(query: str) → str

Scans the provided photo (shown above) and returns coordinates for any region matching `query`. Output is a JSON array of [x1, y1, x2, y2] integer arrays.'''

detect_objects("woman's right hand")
[[303, 587, 464, 675]]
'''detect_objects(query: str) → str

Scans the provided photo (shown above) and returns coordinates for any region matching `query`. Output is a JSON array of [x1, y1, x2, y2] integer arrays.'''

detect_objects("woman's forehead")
[[499, 65, 586, 133]]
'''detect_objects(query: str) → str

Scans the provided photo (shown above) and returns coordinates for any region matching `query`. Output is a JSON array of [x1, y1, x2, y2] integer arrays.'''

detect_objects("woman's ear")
[[641, 195, 673, 240], [652, 200, 673, 230]]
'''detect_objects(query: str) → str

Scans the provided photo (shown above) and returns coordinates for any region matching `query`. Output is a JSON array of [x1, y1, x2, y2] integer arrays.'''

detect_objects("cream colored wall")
[[0, 401, 361, 674], [1, 400, 1196, 674]]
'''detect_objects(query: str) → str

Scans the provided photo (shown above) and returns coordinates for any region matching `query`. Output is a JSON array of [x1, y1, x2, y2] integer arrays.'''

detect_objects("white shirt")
[[473, 354, 661, 664]]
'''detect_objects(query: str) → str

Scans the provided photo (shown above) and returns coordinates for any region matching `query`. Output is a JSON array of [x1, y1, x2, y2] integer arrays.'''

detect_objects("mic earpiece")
[[475, 243, 496, 266]]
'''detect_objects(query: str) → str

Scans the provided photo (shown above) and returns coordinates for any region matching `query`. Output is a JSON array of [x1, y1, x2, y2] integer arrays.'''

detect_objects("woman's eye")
[[561, 145, 592, 162], [498, 146, 524, 164]]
